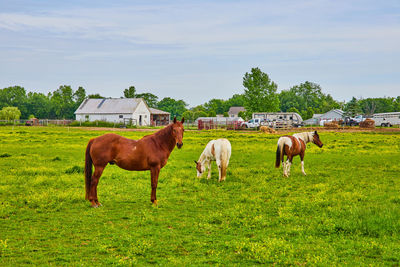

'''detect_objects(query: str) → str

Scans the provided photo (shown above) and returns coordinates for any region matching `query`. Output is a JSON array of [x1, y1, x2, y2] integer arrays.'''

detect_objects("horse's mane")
[[146, 123, 176, 149], [293, 132, 314, 143]]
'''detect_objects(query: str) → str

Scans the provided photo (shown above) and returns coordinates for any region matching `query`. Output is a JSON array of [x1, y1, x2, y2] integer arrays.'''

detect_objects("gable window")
[[85, 115, 89, 122], [119, 115, 123, 118]]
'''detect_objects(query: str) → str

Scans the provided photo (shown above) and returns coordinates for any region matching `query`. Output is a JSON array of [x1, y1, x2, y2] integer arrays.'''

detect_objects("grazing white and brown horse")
[[275, 131, 323, 177], [195, 138, 231, 182]]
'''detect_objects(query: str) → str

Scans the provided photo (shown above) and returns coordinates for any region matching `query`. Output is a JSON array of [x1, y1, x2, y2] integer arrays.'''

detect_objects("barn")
[[304, 109, 344, 125], [74, 98, 170, 126]]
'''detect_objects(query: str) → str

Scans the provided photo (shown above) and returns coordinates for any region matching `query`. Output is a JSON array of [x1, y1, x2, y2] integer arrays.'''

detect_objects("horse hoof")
[[92, 204, 98, 208]]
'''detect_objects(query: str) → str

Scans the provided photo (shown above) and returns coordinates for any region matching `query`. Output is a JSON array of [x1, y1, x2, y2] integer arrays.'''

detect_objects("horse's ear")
[[181, 117, 185, 123], [173, 117, 177, 123], [314, 130, 318, 134]]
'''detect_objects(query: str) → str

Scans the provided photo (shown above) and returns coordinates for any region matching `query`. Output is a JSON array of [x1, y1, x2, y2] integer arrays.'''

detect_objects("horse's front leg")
[[150, 167, 160, 205], [207, 161, 212, 179]]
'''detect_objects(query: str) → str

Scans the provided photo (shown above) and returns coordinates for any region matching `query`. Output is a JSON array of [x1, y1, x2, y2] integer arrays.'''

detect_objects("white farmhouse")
[[75, 98, 170, 126]]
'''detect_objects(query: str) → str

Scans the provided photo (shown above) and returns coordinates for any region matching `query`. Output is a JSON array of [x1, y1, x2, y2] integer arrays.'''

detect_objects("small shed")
[[149, 108, 170, 126]]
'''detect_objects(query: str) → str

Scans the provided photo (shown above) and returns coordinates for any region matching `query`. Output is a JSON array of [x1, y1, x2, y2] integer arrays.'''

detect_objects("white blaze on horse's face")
[[195, 161, 205, 177]]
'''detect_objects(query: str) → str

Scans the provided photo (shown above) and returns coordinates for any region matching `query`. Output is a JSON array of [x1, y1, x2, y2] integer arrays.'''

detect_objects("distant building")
[[303, 109, 344, 125], [228, 106, 245, 118], [74, 98, 170, 126]]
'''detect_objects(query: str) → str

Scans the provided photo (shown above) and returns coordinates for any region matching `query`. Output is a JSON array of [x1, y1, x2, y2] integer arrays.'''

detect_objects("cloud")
[[0, 0, 399, 105]]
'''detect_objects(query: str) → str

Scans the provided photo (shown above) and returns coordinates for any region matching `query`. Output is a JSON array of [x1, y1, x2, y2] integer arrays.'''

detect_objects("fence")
[[197, 119, 243, 130], [0, 119, 74, 126]]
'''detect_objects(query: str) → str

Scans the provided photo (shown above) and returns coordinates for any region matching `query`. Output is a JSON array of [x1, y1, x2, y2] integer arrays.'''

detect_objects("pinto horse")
[[195, 138, 232, 182], [275, 131, 323, 177], [84, 117, 184, 207]]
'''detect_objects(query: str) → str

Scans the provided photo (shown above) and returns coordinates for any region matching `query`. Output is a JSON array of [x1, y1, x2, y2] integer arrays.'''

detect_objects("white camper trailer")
[[252, 112, 303, 128], [372, 112, 400, 127]]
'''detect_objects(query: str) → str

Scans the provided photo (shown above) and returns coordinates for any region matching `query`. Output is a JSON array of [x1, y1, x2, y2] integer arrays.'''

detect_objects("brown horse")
[[275, 131, 323, 177], [84, 117, 184, 207]]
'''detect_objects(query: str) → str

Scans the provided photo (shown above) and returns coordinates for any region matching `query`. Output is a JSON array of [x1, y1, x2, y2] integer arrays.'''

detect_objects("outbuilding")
[[303, 109, 344, 125], [75, 98, 170, 126]]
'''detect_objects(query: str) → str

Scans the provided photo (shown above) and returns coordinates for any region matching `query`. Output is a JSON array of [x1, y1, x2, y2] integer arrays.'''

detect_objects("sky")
[[0, 0, 399, 107]]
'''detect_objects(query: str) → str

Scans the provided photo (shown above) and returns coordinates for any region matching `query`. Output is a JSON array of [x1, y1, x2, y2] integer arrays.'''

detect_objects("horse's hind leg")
[[150, 167, 160, 205], [283, 157, 290, 177], [90, 165, 105, 208], [300, 153, 306, 175]]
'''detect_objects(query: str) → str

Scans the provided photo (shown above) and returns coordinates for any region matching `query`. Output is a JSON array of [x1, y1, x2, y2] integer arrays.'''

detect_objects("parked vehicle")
[[25, 118, 39, 126], [252, 112, 303, 128], [241, 118, 266, 129], [373, 112, 400, 127], [343, 115, 365, 126]]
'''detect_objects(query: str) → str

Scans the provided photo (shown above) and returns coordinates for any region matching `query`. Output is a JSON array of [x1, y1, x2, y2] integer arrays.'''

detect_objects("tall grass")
[[0, 127, 399, 265]]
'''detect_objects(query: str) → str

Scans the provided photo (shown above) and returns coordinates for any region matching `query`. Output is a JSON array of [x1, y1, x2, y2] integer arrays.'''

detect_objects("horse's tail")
[[220, 141, 231, 181], [85, 139, 94, 200], [275, 137, 285, 168]]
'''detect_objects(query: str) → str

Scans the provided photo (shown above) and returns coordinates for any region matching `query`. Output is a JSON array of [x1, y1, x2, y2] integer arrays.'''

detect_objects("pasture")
[[1, 126, 400, 265]]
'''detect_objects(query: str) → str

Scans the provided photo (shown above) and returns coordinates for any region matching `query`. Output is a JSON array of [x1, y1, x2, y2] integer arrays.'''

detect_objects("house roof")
[[149, 108, 170, 115], [228, 106, 245, 114], [330, 109, 344, 116], [312, 114, 322, 118], [75, 98, 143, 114]]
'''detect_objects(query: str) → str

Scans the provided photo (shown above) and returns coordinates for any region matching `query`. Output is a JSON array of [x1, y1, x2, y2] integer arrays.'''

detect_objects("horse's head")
[[172, 117, 185, 149], [312, 131, 323, 148], [194, 160, 205, 178]]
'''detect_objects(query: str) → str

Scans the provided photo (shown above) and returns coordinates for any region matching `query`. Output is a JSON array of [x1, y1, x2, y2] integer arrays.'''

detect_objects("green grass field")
[[1, 126, 400, 265]]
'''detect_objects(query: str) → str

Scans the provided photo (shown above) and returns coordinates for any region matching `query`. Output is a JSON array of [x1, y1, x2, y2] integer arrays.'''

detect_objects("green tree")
[[395, 96, 400, 111], [225, 94, 245, 109], [124, 86, 136, 98], [204, 99, 226, 114], [26, 92, 51, 119], [136, 92, 158, 108], [0, 86, 28, 118], [0, 106, 21, 120], [242, 68, 280, 114], [208, 110, 217, 117], [359, 97, 397, 114], [182, 110, 195, 122], [238, 111, 250, 120], [88, 94, 104, 99], [73, 87, 86, 105], [279, 81, 340, 120], [194, 110, 208, 120], [344, 97, 362, 117], [49, 85, 76, 119], [157, 97, 187, 120]]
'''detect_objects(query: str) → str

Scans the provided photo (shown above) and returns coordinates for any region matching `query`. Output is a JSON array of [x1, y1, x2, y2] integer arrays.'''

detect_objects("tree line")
[[1, 67, 400, 121]]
